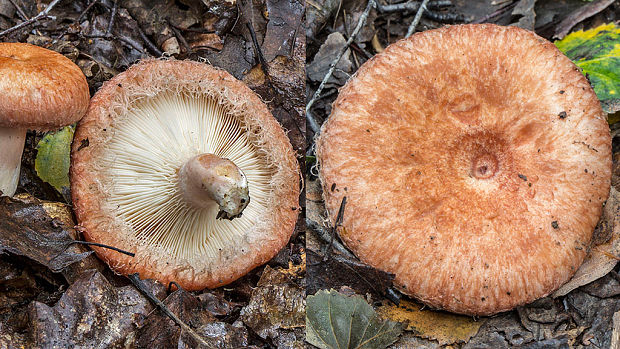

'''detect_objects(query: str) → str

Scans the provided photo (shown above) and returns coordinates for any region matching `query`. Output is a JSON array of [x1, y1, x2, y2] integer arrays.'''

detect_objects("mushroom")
[[71, 60, 300, 290], [316, 24, 612, 315], [0, 43, 89, 196]]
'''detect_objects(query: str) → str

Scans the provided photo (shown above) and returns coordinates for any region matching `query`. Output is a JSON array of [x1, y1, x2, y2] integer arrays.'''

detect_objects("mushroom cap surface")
[[317, 24, 612, 315], [0, 43, 89, 130], [71, 60, 300, 290]]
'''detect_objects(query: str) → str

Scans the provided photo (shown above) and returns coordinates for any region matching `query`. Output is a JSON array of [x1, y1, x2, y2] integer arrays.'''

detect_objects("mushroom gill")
[[100, 91, 271, 261]]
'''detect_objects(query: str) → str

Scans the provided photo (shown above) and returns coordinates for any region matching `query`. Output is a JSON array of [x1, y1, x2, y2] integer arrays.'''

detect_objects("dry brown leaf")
[[376, 299, 484, 345], [553, 186, 620, 297], [189, 33, 224, 51]]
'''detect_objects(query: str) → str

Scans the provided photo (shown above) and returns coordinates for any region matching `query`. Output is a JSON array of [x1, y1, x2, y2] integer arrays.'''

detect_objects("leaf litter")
[[306, 1, 620, 348], [0, 0, 305, 347]]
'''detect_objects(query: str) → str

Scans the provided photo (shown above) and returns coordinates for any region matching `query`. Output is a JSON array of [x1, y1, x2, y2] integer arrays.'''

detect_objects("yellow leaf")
[[376, 299, 484, 345]]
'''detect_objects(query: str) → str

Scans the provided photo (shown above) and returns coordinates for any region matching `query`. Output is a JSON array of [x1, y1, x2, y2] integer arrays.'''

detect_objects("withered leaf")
[[511, 0, 536, 31], [553, 186, 620, 297], [0, 195, 91, 273], [29, 270, 165, 348], [307, 32, 352, 86], [240, 266, 305, 343], [376, 299, 483, 346], [137, 287, 251, 348], [261, 0, 304, 61], [306, 289, 403, 349]]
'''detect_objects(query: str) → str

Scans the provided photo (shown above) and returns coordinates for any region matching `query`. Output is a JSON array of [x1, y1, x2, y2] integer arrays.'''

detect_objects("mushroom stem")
[[178, 153, 250, 219], [0, 127, 26, 197]]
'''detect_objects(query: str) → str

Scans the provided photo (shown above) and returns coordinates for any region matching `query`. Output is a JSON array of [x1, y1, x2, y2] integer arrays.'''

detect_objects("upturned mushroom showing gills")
[[317, 24, 612, 315], [0, 43, 89, 196], [71, 60, 299, 290]]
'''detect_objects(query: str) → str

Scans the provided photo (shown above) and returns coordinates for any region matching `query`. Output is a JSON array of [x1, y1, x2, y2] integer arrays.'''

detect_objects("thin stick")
[[246, 22, 269, 76], [307, 110, 322, 134], [405, 0, 429, 37], [70, 240, 135, 257], [170, 24, 192, 55], [472, 0, 516, 24], [105, 0, 118, 36], [305, 0, 375, 130], [136, 26, 163, 56], [324, 196, 347, 261], [306, 218, 355, 258], [128, 274, 213, 348], [7, 0, 28, 21], [377, 0, 452, 13], [84, 34, 146, 54], [0, 0, 62, 38]]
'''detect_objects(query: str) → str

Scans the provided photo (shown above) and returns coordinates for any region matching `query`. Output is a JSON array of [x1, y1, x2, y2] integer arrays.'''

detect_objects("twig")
[[128, 274, 213, 348], [77, 0, 100, 22], [84, 34, 146, 54], [305, 0, 376, 132], [405, 0, 429, 37], [0, 0, 62, 38], [423, 10, 467, 22], [306, 218, 355, 258], [69, 240, 135, 257], [106, 0, 118, 36], [307, 110, 321, 135], [324, 196, 347, 261], [170, 24, 192, 55], [472, 0, 517, 24], [7, 0, 28, 21], [136, 26, 164, 56], [246, 22, 269, 77], [377, 0, 452, 13]]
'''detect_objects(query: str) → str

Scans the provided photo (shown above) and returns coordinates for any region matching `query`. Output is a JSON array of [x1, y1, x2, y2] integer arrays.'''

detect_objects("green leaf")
[[555, 23, 620, 115], [35, 125, 75, 200], [306, 289, 404, 349]]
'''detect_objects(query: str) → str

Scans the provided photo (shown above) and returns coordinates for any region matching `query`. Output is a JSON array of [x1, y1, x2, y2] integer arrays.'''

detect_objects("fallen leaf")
[[553, 0, 616, 40], [555, 23, 620, 114], [35, 125, 74, 201], [307, 32, 352, 86], [0, 195, 91, 273], [306, 289, 404, 349], [240, 266, 305, 344], [376, 299, 483, 346], [261, 0, 304, 61], [180, 321, 251, 348], [511, 0, 536, 31], [30, 270, 165, 348], [553, 186, 620, 297], [189, 33, 224, 51]]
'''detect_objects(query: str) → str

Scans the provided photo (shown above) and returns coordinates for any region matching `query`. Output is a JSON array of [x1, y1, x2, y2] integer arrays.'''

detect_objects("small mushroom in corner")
[[317, 24, 612, 316], [70, 60, 300, 291], [0, 43, 89, 196]]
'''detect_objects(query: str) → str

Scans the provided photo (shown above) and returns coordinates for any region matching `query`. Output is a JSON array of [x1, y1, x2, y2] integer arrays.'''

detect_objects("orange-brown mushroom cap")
[[317, 24, 612, 315], [0, 43, 89, 130], [70, 60, 300, 290]]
